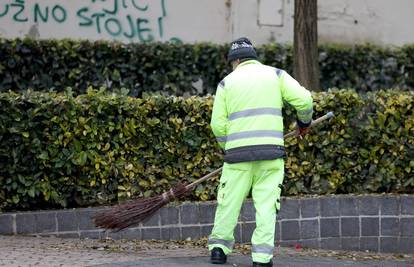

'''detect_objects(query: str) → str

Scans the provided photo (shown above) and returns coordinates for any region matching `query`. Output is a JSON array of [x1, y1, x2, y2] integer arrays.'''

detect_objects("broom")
[[94, 112, 334, 231]]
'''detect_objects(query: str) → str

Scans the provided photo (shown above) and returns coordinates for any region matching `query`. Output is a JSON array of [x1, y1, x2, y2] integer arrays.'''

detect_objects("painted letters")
[[0, 0, 181, 43]]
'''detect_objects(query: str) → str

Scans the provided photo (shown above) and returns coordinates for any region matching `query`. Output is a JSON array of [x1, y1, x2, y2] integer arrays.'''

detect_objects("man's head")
[[227, 37, 258, 69]]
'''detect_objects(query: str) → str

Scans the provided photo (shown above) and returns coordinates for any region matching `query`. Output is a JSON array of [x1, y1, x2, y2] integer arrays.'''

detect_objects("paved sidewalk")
[[1, 235, 413, 267]]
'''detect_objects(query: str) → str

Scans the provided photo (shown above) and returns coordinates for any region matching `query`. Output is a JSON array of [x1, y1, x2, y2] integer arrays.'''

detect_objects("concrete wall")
[[1, 195, 414, 253], [0, 0, 413, 46]]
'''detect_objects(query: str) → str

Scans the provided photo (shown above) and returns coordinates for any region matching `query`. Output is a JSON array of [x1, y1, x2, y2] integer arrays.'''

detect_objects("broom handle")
[[185, 112, 334, 190]]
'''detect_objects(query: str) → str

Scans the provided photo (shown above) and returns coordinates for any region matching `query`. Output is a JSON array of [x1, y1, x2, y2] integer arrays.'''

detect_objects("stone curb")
[[1, 194, 413, 253]]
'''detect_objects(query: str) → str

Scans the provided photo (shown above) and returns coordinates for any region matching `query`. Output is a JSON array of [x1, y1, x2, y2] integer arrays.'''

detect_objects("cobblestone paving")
[[1, 235, 413, 267], [0, 235, 205, 267]]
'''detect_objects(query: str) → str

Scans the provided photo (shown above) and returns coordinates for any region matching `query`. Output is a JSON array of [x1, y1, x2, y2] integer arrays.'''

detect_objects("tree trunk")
[[293, 0, 320, 91]]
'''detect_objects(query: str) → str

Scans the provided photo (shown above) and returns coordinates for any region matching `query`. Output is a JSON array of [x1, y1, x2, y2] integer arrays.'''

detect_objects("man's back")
[[220, 60, 286, 149], [224, 61, 284, 117], [212, 59, 313, 157]]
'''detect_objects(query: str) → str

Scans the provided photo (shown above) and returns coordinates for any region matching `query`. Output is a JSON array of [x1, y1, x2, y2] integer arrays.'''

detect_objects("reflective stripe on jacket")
[[210, 60, 313, 163]]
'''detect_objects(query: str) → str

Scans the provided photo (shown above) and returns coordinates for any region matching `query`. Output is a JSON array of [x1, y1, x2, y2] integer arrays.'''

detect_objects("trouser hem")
[[252, 252, 273, 263], [208, 244, 232, 255]]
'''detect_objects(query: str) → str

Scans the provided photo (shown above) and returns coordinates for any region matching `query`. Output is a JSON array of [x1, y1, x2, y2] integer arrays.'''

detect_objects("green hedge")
[[0, 38, 413, 95], [0, 89, 413, 211]]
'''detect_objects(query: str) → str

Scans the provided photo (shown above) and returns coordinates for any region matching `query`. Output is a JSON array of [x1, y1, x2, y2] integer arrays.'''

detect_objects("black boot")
[[252, 260, 273, 267], [210, 247, 227, 264]]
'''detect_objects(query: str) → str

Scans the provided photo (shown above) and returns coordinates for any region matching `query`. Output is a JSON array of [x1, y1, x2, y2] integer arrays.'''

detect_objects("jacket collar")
[[236, 59, 262, 69]]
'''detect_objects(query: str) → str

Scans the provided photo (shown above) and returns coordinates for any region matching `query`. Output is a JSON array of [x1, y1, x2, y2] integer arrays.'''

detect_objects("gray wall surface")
[[0, 0, 413, 46], [1, 195, 414, 254]]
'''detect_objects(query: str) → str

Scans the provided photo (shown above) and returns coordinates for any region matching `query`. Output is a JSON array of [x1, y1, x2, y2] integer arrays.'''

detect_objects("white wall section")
[[0, 0, 412, 45]]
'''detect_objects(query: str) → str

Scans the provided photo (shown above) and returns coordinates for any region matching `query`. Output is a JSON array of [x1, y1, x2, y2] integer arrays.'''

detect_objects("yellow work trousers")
[[208, 158, 284, 263]]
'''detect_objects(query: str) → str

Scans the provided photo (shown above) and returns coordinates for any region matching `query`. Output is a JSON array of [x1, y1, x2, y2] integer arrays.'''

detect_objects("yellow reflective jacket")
[[210, 60, 313, 163]]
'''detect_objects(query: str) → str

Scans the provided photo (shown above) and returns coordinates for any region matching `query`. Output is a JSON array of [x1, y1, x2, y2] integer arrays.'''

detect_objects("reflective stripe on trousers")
[[208, 238, 235, 250], [252, 244, 274, 255]]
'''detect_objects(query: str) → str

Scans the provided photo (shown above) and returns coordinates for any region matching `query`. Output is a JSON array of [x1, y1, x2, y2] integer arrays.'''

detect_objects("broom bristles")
[[94, 183, 188, 231]]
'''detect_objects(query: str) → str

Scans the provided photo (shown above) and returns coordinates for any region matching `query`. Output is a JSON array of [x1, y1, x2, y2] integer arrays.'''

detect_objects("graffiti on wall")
[[0, 0, 181, 43]]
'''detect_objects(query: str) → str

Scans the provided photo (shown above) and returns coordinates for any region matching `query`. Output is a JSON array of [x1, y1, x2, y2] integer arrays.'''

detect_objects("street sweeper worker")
[[208, 37, 313, 267]]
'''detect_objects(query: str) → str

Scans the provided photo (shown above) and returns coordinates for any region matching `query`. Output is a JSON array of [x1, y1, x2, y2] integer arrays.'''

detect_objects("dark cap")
[[227, 37, 258, 62]]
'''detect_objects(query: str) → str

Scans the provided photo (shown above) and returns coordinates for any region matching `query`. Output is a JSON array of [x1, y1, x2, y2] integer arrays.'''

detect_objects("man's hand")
[[296, 125, 311, 139]]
